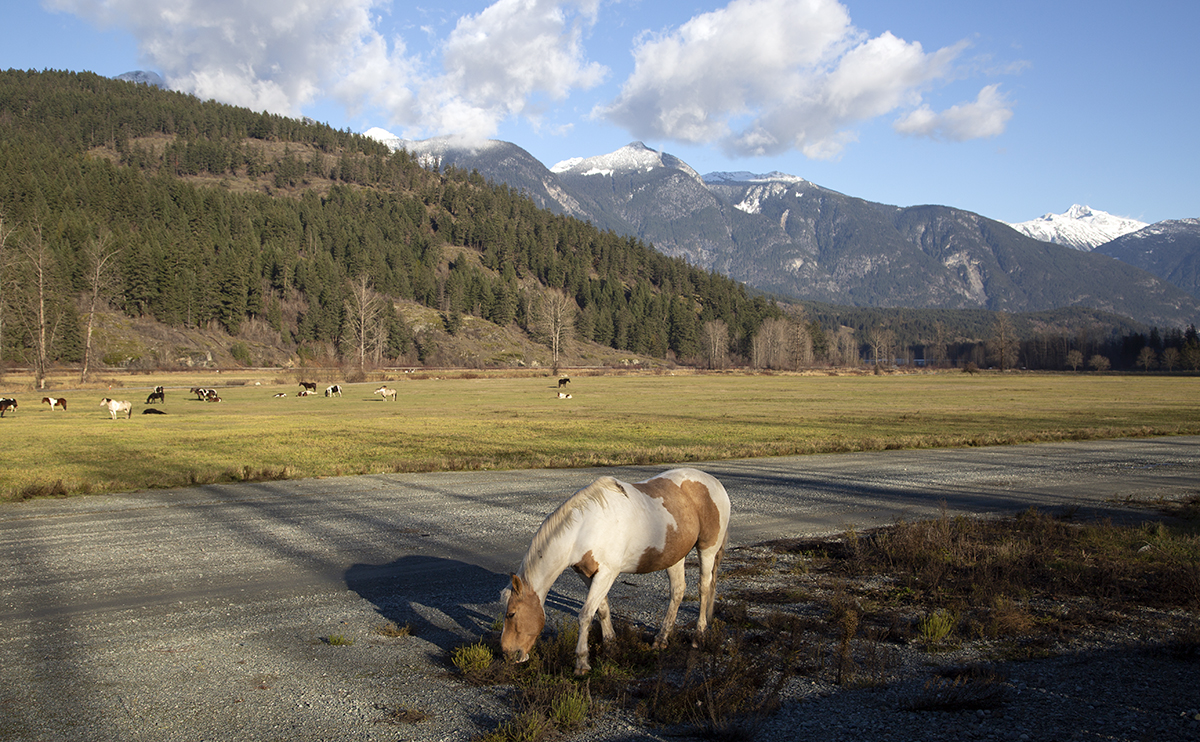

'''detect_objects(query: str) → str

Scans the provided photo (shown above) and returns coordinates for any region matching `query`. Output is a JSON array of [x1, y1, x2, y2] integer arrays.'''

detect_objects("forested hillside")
[[0, 70, 779, 379]]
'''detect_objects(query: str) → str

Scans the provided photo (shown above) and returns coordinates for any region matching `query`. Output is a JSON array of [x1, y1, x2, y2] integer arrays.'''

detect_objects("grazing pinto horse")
[[374, 386, 397, 401], [325, 384, 342, 397], [501, 468, 731, 675], [0, 398, 17, 417], [42, 396, 67, 411], [146, 386, 165, 404], [100, 398, 133, 419], [299, 381, 318, 392]]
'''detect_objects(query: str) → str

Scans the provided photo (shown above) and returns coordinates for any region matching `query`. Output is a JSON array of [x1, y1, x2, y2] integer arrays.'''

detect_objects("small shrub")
[[375, 621, 412, 638], [323, 634, 354, 646], [918, 609, 957, 648], [230, 342, 252, 366], [451, 641, 495, 680]]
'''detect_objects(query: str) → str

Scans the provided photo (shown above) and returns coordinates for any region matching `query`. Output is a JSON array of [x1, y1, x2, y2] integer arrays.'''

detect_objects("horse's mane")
[[518, 476, 622, 577]]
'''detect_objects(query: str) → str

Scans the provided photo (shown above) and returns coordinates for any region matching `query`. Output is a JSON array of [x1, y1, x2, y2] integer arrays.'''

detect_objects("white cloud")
[[421, 0, 607, 140], [46, 0, 606, 140], [47, 0, 389, 116], [599, 0, 997, 160], [893, 84, 1013, 141]]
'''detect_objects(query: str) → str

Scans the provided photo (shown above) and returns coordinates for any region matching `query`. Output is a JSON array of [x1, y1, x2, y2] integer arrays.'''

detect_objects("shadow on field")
[[346, 556, 508, 652]]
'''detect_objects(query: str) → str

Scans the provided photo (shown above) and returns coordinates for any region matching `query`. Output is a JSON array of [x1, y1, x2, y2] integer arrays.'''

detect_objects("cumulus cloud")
[[893, 83, 1013, 141], [419, 0, 607, 140], [46, 0, 606, 140], [599, 0, 1006, 159], [47, 0, 393, 116]]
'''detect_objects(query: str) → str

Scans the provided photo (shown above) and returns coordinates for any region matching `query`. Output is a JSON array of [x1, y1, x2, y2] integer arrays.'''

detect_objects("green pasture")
[[2, 372, 1198, 501]]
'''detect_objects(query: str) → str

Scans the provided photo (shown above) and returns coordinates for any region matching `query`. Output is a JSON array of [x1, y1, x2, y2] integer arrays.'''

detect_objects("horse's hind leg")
[[654, 559, 687, 649], [694, 535, 727, 642]]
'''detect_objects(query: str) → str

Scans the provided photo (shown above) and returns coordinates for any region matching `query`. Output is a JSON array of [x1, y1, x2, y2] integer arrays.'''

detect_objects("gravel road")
[[1, 437, 1197, 741]]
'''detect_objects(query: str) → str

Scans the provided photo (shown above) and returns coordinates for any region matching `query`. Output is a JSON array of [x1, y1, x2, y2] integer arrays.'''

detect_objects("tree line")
[[0, 69, 779, 383]]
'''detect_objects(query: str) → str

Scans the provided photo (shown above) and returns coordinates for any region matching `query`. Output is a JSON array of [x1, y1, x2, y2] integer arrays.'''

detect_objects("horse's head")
[[499, 573, 544, 663]]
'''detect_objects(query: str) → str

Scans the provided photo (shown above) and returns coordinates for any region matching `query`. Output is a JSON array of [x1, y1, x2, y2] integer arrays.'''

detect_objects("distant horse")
[[273, 392, 288, 398], [501, 468, 731, 675], [299, 381, 318, 392], [146, 386, 165, 404], [325, 384, 342, 397], [558, 377, 570, 388], [100, 398, 133, 419], [0, 398, 17, 417], [374, 386, 397, 401], [42, 396, 67, 411], [142, 408, 167, 415]]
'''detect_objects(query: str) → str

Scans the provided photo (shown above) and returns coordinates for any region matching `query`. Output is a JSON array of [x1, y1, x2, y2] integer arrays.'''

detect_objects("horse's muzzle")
[[505, 649, 530, 664]]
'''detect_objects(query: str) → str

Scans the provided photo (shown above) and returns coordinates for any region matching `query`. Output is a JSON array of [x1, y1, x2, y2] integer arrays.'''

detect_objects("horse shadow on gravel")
[[346, 556, 511, 654]]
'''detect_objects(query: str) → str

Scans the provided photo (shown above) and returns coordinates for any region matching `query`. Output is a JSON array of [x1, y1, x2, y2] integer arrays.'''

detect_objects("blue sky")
[[2, 0, 1196, 225]]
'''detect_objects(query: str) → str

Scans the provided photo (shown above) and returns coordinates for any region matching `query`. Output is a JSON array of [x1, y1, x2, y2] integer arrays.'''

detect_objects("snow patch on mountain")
[[702, 171, 807, 186], [1007, 205, 1147, 251], [550, 142, 700, 180]]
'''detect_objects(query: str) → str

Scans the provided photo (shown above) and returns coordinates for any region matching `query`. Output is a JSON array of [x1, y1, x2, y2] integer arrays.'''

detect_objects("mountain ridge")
[[364, 131, 1199, 328]]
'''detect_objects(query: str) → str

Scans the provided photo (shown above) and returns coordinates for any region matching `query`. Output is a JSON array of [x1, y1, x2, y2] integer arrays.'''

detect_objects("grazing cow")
[[558, 377, 570, 388], [374, 386, 397, 402], [100, 398, 133, 419], [42, 396, 67, 411], [142, 408, 167, 415], [146, 386, 165, 404], [273, 392, 288, 398], [325, 384, 342, 397], [0, 398, 17, 417], [299, 381, 317, 392]]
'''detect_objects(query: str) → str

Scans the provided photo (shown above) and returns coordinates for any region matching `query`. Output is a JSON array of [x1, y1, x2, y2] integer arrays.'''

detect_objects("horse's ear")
[[510, 573, 524, 596]]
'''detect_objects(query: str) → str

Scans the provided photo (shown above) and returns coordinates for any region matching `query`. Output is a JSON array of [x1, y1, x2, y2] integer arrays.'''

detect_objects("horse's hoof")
[[573, 665, 590, 676]]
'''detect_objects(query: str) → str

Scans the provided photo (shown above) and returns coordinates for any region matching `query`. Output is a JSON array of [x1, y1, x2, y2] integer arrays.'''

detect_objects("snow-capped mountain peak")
[[550, 142, 699, 180], [1007, 205, 1148, 251]]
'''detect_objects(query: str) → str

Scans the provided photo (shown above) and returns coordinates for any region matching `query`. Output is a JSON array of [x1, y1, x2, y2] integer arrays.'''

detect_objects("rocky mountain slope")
[[1094, 219, 1200, 300], [368, 132, 1200, 328]]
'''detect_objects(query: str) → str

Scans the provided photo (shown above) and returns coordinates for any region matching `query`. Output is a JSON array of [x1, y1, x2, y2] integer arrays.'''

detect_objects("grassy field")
[[2, 370, 1198, 501]]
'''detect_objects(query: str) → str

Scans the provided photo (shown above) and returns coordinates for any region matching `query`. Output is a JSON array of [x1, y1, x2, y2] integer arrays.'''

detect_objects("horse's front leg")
[[575, 570, 619, 675], [653, 560, 687, 649], [574, 572, 615, 643]]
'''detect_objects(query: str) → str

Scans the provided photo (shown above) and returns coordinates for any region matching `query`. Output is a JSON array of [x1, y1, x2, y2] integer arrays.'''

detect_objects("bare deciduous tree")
[[16, 224, 57, 389], [1066, 349, 1084, 372], [866, 327, 895, 367], [80, 230, 122, 382], [343, 274, 385, 370], [532, 288, 574, 373], [989, 312, 1020, 371], [699, 319, 729, 369], [833, 326, 858, 367], [0, 215, 12, 367], [752, 317, 791, 369]]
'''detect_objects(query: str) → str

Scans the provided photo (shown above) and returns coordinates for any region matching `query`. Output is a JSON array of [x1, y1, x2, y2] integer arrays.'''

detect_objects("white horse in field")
[[100, 398, 132, 419], [501, 467, 730, 675], [374, 386, 397, 401]]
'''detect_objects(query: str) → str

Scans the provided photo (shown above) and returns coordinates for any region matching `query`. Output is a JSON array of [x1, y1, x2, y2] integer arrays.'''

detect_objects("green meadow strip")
[[3, 373, 1198, 501]]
